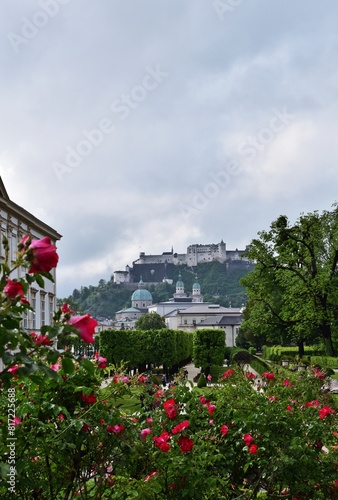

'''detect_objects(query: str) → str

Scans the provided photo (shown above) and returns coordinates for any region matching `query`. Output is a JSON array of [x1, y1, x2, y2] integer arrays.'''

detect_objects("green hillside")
[[59, 261, 254, 319]]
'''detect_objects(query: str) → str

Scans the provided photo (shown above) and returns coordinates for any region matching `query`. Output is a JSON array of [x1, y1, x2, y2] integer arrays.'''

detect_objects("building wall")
[[0, 179, 61, 335]]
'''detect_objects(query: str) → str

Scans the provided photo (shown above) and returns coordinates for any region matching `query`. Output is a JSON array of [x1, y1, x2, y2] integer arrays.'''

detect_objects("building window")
[[41, 294, 46, 326], [31, 292, 36, 329], [49, 295, 54, 325], [22, 312, 28, 329]]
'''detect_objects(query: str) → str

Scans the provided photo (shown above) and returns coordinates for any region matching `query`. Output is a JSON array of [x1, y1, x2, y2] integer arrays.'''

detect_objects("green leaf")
[[62, 358, 75, 375], [34, 274, 45, 288], [41, 365, 60, 381], [81, 357, 95, 375], [2, 318, 20, 330]]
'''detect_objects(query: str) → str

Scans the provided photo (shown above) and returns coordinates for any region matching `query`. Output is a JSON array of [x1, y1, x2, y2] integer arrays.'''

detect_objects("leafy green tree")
[[193, 328, 225, 375], [241, 207, 338, 356], [135, 312, 166, 331]]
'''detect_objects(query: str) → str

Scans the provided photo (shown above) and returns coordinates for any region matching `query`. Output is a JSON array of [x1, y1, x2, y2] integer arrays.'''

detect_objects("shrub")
[[197, 372, 207, 388]]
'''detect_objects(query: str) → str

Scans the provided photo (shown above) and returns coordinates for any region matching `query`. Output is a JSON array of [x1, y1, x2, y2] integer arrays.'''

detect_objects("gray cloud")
[[2, 0, 338, 297]]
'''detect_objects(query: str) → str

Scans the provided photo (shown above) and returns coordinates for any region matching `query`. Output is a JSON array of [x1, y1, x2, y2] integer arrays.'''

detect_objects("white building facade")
[[0, 177, 62, 335]]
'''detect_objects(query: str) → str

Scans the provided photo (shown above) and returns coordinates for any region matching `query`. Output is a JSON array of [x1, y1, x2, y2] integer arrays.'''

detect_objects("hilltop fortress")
[[114, 240, 251, 285]]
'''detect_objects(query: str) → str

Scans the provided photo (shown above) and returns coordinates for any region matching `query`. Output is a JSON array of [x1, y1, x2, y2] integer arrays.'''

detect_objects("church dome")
[[176, 273, 184, 288], [131, 279, 152, 301], [131, 288, 152, 301], [192, 276, 200, 290]]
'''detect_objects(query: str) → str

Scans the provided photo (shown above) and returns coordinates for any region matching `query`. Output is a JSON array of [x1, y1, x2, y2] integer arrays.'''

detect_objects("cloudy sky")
[[1, 1, 338, 297]]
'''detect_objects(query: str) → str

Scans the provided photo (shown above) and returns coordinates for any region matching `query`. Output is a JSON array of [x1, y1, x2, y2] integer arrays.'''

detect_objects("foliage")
[[2, 233, 338, 498], [99, 329, 193, 372], [193, 329, 225, 375], [263, 345, 322, 362], [241, 207, 338, 356], [135, 312, 166, 330], [311, 356, 338, 369], [197, 373, 206, 388]]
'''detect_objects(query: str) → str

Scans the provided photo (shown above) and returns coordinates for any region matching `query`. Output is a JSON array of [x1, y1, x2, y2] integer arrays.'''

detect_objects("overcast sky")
[[1, 1, 338, 297]]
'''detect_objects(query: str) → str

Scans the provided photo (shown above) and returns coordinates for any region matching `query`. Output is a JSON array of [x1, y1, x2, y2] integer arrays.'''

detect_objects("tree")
[[241, 207, 338, 356], [193, 328, 225, 375], [135, 312, 166, 331]]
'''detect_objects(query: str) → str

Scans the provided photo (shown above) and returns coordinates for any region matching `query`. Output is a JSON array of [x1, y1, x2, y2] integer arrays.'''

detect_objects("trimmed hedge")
[[262, 345, 322, 361], [310, 356, 338, 369], [99, 328, 193, 372]]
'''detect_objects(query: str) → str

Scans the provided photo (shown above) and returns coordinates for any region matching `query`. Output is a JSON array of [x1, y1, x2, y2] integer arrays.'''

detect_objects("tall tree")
[[241, 206, 338, 356], [193, 328, 225, 375], [135, 312, 166, 331]]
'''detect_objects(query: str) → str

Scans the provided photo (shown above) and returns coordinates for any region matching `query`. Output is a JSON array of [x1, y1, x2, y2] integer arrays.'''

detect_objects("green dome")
[[131, 279, 152, 301], [176, 273, 184, 288], [131, 288, 152, 301]]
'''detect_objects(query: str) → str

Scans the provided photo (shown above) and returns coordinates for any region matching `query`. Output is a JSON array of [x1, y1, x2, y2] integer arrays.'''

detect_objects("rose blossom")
[[154, 432, 171, 452], [141, 428, 152, 439], [107, 424, 125, 434], [172, 420, 189, 435], [208, 404, 216, 415], [80, 392, 97, 404], [243, 434, 254, 446], [4, 279, 25, 300], [70, 314, 98, 343], [30, 332, 52, 346], [61, 303, 74, 315], [22, 236, 59, 274], [8, 365, 19, 375], [319, 405, 335, 419], [220, 425, 229, 436], [163, 398, 178, 420], [248, 444, 258, 454], [178, 436, 194, 453]]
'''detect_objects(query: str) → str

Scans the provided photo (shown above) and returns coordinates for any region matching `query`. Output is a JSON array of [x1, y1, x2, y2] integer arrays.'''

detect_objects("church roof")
[[131, 278, 152, 301], [176, 273, 184, 288]]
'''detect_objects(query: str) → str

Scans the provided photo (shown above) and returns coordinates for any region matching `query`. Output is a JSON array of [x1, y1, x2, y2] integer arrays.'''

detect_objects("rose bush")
[[0, 235, 338, 498]]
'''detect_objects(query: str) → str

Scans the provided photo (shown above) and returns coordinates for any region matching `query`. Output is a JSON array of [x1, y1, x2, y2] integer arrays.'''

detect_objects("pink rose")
[[23, 236, 59, 274], [141, 428, 152, 439], [70, 314, 97, 343]]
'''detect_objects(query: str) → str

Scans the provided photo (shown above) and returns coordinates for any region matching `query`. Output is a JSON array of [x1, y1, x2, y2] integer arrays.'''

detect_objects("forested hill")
[[59, 260, 254, 320]]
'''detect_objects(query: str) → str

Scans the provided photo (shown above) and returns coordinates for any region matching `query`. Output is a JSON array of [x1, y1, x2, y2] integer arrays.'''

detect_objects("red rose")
[[248, 444, 258, 454], [319, 406, 335, 419], [154, 432, 171, 452], [107, 424, 125, 434], [163, 399, 178, 420], [220, 425, 229, 436], [80, 392, 97, 404], [243, 433, 254, 446], [4, 279, 25, 300], [24, 236, 59, 274], [30, 332, 52, 346], [172, 420, 189, 435], [178, 436, 194, 453], [70, 314, 97, 343], [62, 303, 74, 315], [208, 404, 216, 415]]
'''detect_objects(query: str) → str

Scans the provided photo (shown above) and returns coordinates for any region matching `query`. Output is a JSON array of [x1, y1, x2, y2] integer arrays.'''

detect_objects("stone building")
[[0, 177, 61, 369]]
